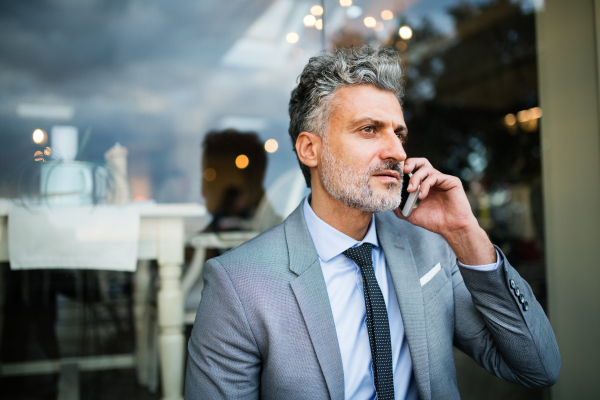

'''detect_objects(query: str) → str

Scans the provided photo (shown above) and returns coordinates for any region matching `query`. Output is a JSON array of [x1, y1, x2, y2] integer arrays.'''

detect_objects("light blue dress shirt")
[[302, 196, 499, 399]]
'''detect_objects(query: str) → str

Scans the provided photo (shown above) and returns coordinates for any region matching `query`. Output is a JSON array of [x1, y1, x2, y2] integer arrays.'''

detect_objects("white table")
[[0, 202, 206, 400]]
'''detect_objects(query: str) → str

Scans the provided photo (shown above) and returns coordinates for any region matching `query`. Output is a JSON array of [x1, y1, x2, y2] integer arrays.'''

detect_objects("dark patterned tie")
[[343, 243, 394, 400]]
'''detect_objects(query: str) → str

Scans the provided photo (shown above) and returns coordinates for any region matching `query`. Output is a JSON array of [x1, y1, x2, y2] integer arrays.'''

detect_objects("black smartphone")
[[399, 172, 420, 217]]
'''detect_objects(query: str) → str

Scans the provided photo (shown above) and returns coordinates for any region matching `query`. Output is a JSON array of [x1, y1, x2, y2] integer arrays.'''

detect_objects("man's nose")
[[380, 130, 407, 163]]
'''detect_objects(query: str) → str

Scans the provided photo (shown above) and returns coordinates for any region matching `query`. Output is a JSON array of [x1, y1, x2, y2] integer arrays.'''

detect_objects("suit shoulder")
[[203, 223, 296, 305], [211, 223, 289, 274]]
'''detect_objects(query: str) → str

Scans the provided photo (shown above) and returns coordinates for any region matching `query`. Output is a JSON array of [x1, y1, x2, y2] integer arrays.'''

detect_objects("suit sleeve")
[[451, 245, 560, 387], [185, 258, 261, 399]]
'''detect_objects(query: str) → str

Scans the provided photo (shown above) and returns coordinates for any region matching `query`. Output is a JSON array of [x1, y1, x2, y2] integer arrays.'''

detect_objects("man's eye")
[[364, 126, 374, 133]]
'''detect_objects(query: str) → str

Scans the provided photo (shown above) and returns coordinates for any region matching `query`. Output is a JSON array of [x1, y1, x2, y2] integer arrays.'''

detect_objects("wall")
[[536, 1, 600, 398]]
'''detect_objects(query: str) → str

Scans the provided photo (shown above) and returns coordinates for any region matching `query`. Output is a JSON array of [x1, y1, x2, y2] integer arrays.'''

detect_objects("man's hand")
[[393, 158, 496, 265]]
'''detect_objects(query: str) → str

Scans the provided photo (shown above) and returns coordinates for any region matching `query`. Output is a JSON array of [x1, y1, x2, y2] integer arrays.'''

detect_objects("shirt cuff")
[[457, 249, 501, 272]]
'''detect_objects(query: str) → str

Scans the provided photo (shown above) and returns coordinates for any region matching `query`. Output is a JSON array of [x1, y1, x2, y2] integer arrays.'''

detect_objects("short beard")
[[319, 138, 403, 213]]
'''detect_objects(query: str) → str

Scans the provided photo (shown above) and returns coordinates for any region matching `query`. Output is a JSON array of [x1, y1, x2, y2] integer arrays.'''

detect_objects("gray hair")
[[288, 45, 404, 187]]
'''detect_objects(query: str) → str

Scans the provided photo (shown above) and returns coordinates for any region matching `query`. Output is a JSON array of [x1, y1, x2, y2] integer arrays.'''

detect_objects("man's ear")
[[296, 131, 321, 168]]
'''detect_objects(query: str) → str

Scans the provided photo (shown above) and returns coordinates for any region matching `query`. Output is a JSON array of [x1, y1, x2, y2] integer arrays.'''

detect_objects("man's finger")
[[403, 157, 432, 175], [419, 173, 461, 198], [408, 166, 436, 191], [418, 173, 443, 199]]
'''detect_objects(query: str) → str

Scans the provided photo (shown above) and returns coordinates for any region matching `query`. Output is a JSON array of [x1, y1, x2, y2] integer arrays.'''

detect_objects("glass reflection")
[[0, 0, 547, 399], [201, 129, 266, 232]]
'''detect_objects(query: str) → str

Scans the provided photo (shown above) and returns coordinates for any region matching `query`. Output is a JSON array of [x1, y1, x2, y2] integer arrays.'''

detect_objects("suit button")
[[514, 287, 520, 297], [523, 301, 529, 311], [510, 279, 516, 289], [519, 294, 525, 303]]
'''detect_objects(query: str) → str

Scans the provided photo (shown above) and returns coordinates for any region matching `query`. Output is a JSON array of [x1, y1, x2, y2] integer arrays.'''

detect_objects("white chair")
[[182, 168, 309, 323]]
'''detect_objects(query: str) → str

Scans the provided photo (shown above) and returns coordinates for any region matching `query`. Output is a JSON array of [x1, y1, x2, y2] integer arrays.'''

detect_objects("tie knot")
[[342, 243, 373, 268]]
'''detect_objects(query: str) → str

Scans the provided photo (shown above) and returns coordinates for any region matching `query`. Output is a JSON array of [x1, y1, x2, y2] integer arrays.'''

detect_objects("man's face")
[[318, 84, 408, 213]]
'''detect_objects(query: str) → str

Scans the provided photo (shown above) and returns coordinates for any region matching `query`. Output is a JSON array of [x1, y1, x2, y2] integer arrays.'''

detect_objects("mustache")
[[367, 160, 403, 176]]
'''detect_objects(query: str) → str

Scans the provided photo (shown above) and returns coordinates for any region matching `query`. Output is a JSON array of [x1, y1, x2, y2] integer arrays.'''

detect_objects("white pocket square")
[[420, 263, 441, 287]]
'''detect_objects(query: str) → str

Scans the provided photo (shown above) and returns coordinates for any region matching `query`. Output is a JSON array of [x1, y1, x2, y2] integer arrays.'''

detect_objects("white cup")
[[51, 125, 78, 161]]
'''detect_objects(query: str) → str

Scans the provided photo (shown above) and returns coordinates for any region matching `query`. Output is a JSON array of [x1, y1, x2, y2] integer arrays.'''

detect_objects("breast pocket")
[[420, 262, 451, 302]]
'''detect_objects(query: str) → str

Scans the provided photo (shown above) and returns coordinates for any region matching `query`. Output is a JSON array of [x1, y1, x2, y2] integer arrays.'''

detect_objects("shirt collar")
[[303, 195, 379, 262]]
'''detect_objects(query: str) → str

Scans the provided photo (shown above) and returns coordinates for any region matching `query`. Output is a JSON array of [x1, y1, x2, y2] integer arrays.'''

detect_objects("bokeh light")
[[315, 19, 323, 30], [286, 32, 299, 43], [204, 168, 217, 181], [303, 15, 316, 27], [504, 113, 517, 126], [396, 41, 407, 52], [264, 139, 279, 153], [310, 5, 323, 16], [399, 26, 413, 40], [364, 17, 376, 28], [235, 155, 249, 169], [32, 129, 45, 144], [381, 10, 393, 20], [346, 5, 362, 19], [517, 110, 531, 122], [340, 0, 352, 7]]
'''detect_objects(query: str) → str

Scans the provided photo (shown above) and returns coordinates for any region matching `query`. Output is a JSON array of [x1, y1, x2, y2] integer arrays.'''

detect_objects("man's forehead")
[[329, 85, 404, 124]]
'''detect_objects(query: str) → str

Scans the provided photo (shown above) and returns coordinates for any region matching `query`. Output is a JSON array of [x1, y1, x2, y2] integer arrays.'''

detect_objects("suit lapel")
[[376, 214, 432, 400], [285, 204, 345, 400]]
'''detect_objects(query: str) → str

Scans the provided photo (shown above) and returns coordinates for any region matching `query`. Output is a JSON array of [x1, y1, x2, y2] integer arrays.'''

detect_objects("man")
[[185, 46, 560, 399]]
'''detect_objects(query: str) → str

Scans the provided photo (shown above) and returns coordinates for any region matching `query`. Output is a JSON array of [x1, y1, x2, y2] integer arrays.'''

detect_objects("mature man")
[[185, 46, 560, 399]]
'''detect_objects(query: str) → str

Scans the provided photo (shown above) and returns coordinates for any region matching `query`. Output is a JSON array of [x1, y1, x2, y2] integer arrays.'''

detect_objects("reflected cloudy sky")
[[0, 0, 309, 202], [0, 0, 513, 203]]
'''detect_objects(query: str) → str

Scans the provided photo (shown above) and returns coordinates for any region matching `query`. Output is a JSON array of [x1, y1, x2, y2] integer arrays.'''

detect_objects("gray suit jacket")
[[185, 203, 560, 399]]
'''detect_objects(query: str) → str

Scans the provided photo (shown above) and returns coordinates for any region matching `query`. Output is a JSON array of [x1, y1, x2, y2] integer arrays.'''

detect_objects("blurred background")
[[1, 0, 599, 399]]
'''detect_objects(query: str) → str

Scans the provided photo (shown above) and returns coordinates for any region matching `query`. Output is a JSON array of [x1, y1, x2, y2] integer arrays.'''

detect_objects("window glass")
[[0, 1, 546, 399]]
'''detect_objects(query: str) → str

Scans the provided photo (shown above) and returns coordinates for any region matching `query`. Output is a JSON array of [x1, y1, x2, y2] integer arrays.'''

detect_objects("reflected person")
[[185, 46, 560, 399], [201, 129, 266, 222]]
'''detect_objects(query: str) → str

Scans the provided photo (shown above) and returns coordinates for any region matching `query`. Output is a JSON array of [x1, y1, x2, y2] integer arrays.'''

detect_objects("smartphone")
[[399, 172, 420, 217]]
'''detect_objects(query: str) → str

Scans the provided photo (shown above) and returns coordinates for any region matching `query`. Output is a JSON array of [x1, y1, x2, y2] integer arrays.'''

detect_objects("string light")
[[504, 114, 517, 126], [517, 110, 531, 123], [265, 139, 279, 153], [381, 10, 393, 20], [310, 5, 323, 16], [399, 26, 413, 39], [235, 155, 249, 169], [304, 15, 316, 27], [364, 17, 376, 28], [286, 32, 299, 43], [504, 107, 542, 134]]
